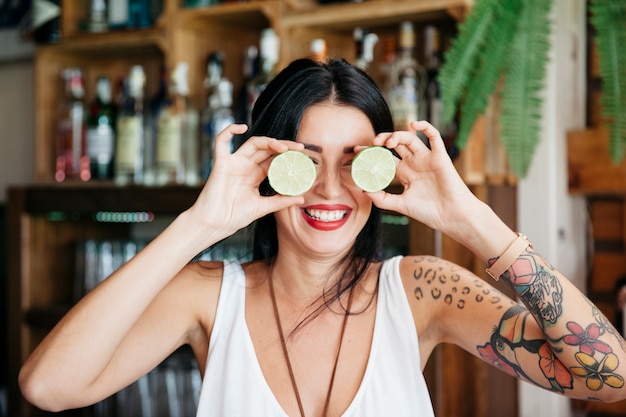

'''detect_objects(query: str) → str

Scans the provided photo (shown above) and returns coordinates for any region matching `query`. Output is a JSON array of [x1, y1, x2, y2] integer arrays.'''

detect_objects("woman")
[[19, 58, 626, 416]]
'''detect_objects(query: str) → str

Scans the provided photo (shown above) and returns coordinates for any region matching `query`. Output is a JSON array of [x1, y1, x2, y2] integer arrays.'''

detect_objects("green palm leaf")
[[590, 0, 626, 163], [500, 0, 553, 178], [456, 0, 523, 148], [439, 0, 500, 123]]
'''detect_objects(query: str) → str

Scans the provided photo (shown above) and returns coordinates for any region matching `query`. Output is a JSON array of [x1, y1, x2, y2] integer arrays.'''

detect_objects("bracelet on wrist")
[[485, 232, 533, 281]]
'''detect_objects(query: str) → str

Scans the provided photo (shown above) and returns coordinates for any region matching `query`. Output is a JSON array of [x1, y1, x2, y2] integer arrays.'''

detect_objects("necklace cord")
[[269, 274, 354, 417]]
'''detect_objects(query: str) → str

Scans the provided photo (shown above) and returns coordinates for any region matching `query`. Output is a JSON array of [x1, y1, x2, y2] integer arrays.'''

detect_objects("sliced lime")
[[351, 146, 396, 192], [267, 150, 317, 196]]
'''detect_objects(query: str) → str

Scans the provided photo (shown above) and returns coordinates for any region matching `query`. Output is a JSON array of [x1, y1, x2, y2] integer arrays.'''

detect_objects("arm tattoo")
[[498, 249, 563, 326], [477, 304, 625, 397], [411, 256, 506, 310]]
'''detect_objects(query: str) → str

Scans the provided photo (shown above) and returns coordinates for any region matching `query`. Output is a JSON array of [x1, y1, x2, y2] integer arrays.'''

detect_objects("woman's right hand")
[[186, 124, 306, 242]]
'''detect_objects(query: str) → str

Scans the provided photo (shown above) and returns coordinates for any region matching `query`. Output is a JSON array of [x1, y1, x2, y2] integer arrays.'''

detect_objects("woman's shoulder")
[[181, 258, 267, 288], [396, 254, 462, 277]]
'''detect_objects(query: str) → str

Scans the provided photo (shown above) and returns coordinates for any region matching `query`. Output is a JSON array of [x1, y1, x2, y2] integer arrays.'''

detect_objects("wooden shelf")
[[177, 1, 279, 30], [281, 0, 473, 30], [568, 127, 626, 195], [44, 28, 168, 56]]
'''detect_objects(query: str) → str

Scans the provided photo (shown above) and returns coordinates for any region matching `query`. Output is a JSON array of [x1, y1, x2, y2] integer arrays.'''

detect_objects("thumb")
[[215, 124, 248, 157], [368, 190, 401, 212], [258, 195, 305, 218]]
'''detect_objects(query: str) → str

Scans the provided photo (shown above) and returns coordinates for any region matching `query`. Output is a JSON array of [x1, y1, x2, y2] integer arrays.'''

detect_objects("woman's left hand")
[[367, 120, 482, 238]]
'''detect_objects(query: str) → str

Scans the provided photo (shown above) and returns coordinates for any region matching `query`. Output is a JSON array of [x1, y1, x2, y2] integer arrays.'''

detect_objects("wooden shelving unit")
[[7, 1, 521, 416]]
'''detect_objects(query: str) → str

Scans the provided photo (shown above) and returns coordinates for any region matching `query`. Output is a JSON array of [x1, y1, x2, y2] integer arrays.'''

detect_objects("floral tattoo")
[[480, 251, 625, 395]]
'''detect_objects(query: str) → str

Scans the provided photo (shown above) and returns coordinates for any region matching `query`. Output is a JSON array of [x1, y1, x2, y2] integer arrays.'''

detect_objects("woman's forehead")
[[296, 104, 375, 148]]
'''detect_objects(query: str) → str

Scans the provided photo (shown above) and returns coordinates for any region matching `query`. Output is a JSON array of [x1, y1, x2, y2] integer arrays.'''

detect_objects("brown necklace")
[[268, 274, 354, 417]]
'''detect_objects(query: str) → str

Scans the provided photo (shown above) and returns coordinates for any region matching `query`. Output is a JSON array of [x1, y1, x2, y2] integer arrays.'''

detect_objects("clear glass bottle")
[[114, 65, 145, 185], [143, 65, 168, 186], [86, 0, 108, 32], [86, 75, 115, 180], [237, 46, 259, 126], [246, 28, 280, 117], [201, 53, 235, 179], [310, 37, 328, 62], [388, 21, 427, 130], [424, 25, 458, 159], [56, 67, 90, 182], [354, 27, 378, 73], [107, 0, 128, 29], [156, 62, 199, 186], [378, 36, 396, 103], [32, 0, 62, 43]]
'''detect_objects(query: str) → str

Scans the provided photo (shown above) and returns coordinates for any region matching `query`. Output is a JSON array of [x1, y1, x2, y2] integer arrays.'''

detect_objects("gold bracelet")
[[485, 233, 532, 281]]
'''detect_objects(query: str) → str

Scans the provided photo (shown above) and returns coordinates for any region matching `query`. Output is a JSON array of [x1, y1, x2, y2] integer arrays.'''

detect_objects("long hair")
[[249, 58, 394, 318]]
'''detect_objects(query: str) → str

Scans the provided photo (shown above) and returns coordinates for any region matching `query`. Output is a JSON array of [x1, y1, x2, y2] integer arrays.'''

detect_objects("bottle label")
[[157, 112, 182, 167], [108, 0, 129, 27], [390, 81, 419, 130], [116, 116, 141, 169], [87, 125, 114, 162]]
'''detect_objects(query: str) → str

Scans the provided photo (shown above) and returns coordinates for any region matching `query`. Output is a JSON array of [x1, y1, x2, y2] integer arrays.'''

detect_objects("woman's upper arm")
[[398, 256, 518, 366], [398, 255, 626, 401]]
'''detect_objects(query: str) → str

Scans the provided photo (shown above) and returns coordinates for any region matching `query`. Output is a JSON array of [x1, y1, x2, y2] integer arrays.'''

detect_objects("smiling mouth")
[[304, 208, 349, 222]]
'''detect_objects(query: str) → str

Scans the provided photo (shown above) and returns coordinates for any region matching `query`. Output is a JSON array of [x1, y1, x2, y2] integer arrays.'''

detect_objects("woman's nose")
[[313, 166, 345, 199]]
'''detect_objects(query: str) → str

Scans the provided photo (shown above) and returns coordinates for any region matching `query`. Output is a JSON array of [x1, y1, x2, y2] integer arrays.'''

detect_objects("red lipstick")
[[301, 204, 352, 231]]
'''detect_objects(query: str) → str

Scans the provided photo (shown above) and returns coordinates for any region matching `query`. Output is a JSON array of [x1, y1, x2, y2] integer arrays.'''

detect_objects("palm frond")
[[590, 0, 626, 163], [456, 0, 524, 148], [499, 0, 553, 178], [438, 0, 500, 124]]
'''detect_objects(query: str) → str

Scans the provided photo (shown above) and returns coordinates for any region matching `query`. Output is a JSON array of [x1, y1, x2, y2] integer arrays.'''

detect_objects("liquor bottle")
[[354, 28, 365, 69], [86, 0, 108, 32], [86, 75, 116, 180], [424, 25, 458, 159], [354, 27, 378, 73], [114, 65, 145, 185], [388, 21, 427, 130], [378, 36, 396, 103], [246, 28, 280, 118], [310, 38, 328, 62], [183, 0, 218, 7], [128, 0, 152, 29], [155, 62, 200, 186], [31, 0, 62, 43], [235, 46, 259, 129], [107, 0, 128, 29], [201, 53, 235, 179], [143, 65, 168, 186], [424, 25, 443, 130], [56, 68, 90, 182]]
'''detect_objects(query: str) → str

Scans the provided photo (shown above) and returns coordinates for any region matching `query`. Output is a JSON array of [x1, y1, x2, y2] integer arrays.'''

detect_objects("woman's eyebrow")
[[303, 144, 323, 153], [301, 144, 360, 154]]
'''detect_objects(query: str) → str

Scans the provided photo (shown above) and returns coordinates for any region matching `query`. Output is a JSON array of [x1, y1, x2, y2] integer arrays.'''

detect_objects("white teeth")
[[305, 209, 348, 222]]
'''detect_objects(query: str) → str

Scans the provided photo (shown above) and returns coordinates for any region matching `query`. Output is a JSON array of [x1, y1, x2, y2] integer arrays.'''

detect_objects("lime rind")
[[351, 146, 396, 192], [267, 150, 317, 196]]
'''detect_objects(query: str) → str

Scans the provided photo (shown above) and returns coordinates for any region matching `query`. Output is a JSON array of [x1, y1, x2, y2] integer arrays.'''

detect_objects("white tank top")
[[196, 256, 434, 416]]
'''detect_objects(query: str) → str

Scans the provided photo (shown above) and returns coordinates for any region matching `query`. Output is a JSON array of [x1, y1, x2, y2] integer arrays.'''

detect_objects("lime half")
[[268, 150, 317, 196], [351, 146, 396, 192]]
